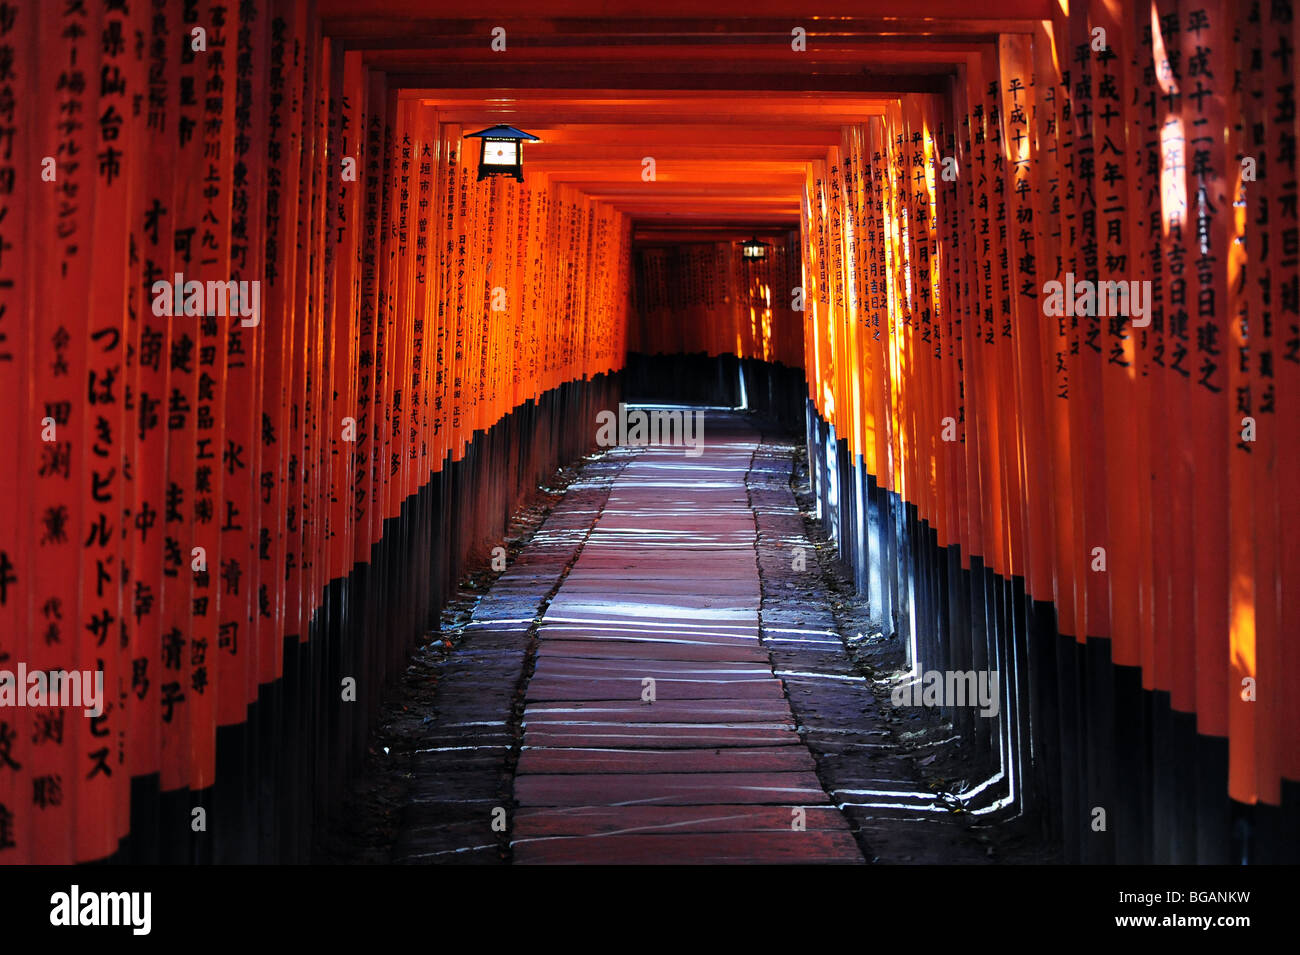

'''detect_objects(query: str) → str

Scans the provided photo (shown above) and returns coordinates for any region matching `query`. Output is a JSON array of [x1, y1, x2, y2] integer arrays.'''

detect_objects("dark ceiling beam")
[[318, 1, 1054, 27], [391, 70, 952, 93], [363, 49, 984, 73], [418, 101, 887, 125], [614, 209, 801, 221], [328, 18, 1042, 41], [632, 225, 798, 243], [476, 125, 850, 145], [524, 145, 829, 160], [340, 34, 999, 53], [430, 110, 884, 127]]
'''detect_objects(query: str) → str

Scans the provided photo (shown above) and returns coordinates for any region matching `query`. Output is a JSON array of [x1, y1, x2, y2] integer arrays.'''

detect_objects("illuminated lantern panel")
[[485, 140, 517, 166], [466, 124, 540, 182], [741, 236, 770, 260]]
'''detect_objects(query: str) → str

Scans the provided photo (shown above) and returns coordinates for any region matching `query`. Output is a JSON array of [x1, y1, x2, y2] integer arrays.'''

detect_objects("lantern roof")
[[466, 124, 541, 142]]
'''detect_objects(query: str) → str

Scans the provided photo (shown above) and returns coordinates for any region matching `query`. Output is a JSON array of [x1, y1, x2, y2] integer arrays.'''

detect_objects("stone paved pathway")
[[384, 410, 1008, 864], [510, 417, 862, 864]]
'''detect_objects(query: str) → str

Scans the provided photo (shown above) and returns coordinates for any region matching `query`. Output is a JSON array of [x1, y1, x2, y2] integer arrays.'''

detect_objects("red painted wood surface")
[[2, 0, 632, 862]]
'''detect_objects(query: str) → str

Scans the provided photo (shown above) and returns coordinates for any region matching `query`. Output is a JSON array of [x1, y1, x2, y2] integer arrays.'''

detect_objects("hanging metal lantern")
[[465, 124, 540, 182], [740, 236, 771, 260]]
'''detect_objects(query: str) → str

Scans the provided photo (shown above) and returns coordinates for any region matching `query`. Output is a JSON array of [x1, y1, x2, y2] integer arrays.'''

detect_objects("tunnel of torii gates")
[[0, 0, 1296, 867]]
